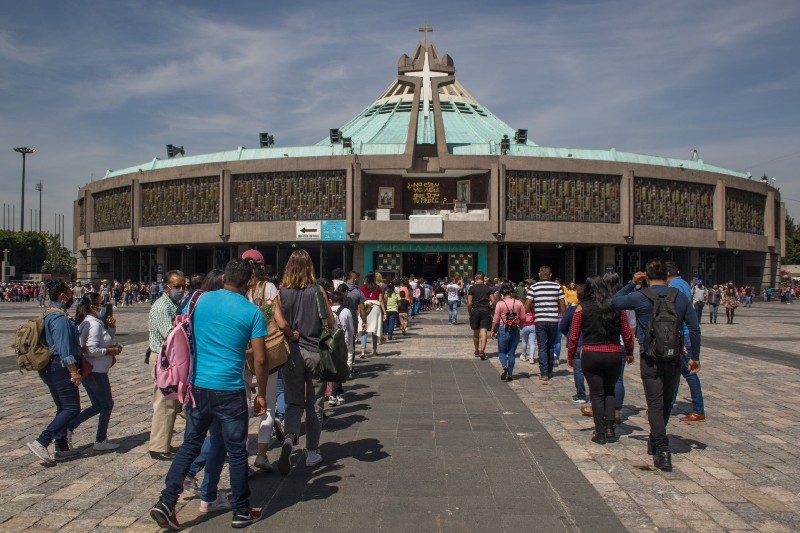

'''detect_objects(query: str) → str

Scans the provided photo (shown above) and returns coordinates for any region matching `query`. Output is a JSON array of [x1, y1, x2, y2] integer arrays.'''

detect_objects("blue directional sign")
[[321, 220, 347, 242]]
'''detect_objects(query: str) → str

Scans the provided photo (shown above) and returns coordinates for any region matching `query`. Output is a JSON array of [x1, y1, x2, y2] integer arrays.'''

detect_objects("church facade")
[[74, 38, 784, 288]]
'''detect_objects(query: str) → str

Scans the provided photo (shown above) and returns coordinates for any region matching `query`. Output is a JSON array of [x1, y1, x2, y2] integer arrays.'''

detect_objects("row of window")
[[83, 171, 768, 235]]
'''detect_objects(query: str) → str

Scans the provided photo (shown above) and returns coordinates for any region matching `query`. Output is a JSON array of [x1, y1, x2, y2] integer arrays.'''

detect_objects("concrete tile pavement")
[[0, 300, 797, 531]]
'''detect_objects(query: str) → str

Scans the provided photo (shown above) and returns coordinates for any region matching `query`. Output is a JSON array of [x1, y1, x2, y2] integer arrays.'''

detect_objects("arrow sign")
[[296, 221, 321, 240]]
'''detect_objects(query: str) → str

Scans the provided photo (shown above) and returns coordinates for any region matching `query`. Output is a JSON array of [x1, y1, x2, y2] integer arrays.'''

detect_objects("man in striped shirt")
[[525, 266, 566, 381]]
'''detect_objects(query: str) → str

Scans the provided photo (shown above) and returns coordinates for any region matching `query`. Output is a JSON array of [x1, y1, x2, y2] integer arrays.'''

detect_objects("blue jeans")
[[386, 311, 398, 337], [520, 325, 536, 358], [37, 363, 81, 451], [709, 304, 719, 322], [161, 387, 250, 512], [535, 322, 559, 375], [615, 355, 626, 411], [360, 332, 378, 351], [497, 327, 520, 376], [186, 420, 227, 502], [69, 372, 114, 443], [573, 353, 586, 400], [276, 369, 286, 421], [672, 337, 704, 414], [448, 300, 459, 323]]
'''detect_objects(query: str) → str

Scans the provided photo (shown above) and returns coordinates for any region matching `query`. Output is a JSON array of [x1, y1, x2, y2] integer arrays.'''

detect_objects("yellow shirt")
[[563, 286, 579, 306]]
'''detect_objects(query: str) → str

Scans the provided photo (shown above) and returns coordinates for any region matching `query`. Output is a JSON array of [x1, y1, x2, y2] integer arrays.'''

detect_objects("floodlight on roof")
[[329, 129, 342, 144], [500, 135, 510, 156], [259, 133, 274, 148], [166, 144, 185, 158], [514, 129, 528, 144]]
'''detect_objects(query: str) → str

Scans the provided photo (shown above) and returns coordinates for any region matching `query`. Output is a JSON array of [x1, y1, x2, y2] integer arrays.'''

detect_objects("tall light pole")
[[35, 181, 42, 233], [14, 147, 35, 231]]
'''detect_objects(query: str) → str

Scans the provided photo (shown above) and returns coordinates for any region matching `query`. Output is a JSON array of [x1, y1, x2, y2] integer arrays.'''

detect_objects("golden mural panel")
[[141, 176, 219, 227], [726, 188, 765, 235], [93, 187, 131, 232], [634, 177, 714, 229], [231, 171, 346, 222]]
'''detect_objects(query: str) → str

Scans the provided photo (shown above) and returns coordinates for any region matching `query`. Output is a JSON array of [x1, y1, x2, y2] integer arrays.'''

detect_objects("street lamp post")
[[14, 147, 35, 231], [35, 181, 42, 233]]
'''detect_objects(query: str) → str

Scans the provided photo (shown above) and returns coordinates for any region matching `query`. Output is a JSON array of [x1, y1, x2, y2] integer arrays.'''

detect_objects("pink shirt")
[[492, 298, 525, 327]]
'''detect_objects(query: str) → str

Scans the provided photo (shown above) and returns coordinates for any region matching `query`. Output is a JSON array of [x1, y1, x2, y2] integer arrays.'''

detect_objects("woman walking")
[[359, 273, 384, 358], [277, 249, 334, 475], [567, 276, 633, 445], [490, 283, 524, 382], [68, 292, 122, 451], [383, 282, 400, 341], [722, 281, 739, 324]]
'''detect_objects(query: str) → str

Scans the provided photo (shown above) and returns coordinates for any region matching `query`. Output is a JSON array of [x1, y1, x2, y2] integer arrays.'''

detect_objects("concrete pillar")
[[714, 179, 726, 243], [689, 249, 700, 279], [601, 246, 616, 273], [487, 244, 499, 279], [131, 178, 140, 243], [221, 170, 231, 240], [621, 170, 634, 239], [353, 244, 365, 275]]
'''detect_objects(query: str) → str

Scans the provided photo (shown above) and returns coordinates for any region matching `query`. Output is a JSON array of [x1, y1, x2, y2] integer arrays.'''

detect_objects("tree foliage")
[[0, 230, 74, 276], [783, 215, 800, 265]]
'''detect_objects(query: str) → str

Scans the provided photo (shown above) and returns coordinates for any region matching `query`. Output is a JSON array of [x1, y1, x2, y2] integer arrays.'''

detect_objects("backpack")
[[642, 287, 683, 362], [13, 308, 66, 372], [315, 289, 349, 383], [155, 291, 204, 406], [502, 299, 520, 331]]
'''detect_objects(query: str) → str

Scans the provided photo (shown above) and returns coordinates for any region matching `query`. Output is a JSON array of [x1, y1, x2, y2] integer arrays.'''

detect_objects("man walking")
[[525, 266, 565, 382], [147, 270, 186, 461], [611, 258, 701, 471], [467, 272, 495, 360], [691, 281, 707, 323], [666, 263, 705, 423], [150, 259, 268, 529]]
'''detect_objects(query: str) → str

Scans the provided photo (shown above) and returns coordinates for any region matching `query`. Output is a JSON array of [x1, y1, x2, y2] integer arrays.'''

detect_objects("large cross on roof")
[[418, 22, 433, 46]]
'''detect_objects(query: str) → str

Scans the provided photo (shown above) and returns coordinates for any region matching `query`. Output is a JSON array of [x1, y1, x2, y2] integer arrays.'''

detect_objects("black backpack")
[[642, 287, 683, 362], [502, 299, 520, 332]]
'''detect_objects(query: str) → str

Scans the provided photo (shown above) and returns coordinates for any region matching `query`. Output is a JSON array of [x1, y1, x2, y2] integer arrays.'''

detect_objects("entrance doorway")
[[403, 253, 448, 281]]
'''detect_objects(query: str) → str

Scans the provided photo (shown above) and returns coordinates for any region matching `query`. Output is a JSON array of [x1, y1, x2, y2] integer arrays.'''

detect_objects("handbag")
[[249, 282, 289, 375], [315, 287, 349, 383]]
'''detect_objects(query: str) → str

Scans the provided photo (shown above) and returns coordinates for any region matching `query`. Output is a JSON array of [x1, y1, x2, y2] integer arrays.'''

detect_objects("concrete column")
[[765, 190, 776, 249], [487, 244, 499, 279], [689, 249, 700, 279], [490, 164, 501, 235], [621, 170, 634, 239], [779, 202, 786, 258], [601, 246, 616, 273], [131, 177, 140, 243], [353, 244, 365, 274], [714, 179, 726, 243], [352, 162, 362, 235]]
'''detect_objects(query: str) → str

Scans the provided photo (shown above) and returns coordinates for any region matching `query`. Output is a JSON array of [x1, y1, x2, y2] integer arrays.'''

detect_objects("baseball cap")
[[241, 249, 264, 264]]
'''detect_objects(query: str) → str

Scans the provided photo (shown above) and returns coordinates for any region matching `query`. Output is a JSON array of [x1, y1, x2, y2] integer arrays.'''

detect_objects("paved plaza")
[[0, 298, 798, 532]]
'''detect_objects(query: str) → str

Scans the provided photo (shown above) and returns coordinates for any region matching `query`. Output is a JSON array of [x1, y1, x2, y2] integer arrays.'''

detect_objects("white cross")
[[407, 51, 447, 119]]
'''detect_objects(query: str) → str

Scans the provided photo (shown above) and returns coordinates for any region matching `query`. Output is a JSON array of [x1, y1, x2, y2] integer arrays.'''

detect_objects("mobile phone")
[[105, 303, 114, 318]]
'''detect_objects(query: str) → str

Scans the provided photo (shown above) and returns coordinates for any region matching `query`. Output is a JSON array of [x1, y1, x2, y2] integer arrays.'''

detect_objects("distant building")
[[74, 38, 784, 289]]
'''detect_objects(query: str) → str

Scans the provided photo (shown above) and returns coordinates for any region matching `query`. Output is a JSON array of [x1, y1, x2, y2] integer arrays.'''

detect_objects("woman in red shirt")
[[567, 276, 633, 445], [358, 273, 385, 358]]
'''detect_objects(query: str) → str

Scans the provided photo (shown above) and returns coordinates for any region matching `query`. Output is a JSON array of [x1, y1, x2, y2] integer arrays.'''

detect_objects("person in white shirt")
[[328, 292, 353, 406], [69, 291, 123, 451], [446, 275, 463, 325]]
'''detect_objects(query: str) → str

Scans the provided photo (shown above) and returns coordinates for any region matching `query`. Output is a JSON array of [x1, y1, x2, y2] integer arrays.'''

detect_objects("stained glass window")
[[232, 171, 346, 221], [506, 171, 620, 223], [93, 187, 131, 232], [141, 176, 219, 227], [726, 188, 765, 234], [634, 178, 714, 229]]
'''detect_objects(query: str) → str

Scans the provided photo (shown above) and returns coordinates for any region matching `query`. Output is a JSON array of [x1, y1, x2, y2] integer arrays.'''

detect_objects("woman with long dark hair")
[[490, 282, 525, 382], [69, 291, 122, 451], [567, 276, 633, 444], [278, 249, 334, 475]]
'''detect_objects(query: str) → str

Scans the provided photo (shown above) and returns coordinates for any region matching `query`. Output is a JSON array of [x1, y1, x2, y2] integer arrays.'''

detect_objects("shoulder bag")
[[315, 287, 349, 382]]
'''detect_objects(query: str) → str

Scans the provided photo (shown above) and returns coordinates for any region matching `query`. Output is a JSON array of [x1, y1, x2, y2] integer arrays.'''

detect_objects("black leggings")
[[726, 307, 735, 323], [581, 350, 623, 434]]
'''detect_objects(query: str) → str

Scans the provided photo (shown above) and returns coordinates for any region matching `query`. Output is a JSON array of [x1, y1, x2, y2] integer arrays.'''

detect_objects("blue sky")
[[1, 0, 799, 248]]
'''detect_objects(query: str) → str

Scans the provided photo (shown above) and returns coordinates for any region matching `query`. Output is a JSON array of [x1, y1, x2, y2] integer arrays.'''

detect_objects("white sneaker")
[[336, 395, 345, 405], [327, 396, 337, 407], [27, 441, 55, 465], [305, 449, 322, 467], [199, 494, 232, 513], [93, 440, 120, 451]]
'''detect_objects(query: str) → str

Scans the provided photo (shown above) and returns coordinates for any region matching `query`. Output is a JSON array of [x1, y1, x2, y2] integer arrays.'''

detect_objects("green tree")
[[40, 234, 75, 275], [0, 230, 47, 276], [783, 214, 800, 264]]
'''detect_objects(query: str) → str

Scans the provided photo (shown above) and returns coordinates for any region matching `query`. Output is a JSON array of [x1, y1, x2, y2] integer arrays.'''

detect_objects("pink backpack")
[[155, 291, 204, 406]]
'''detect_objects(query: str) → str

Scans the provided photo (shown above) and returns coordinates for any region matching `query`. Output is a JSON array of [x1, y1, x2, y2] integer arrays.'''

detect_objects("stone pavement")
[[0, 299, 798, 532]]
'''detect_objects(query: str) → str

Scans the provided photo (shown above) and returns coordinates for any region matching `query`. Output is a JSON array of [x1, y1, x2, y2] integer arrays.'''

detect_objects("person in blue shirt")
[[666, 262, 705, 423], [150, 259, 268, 530], [610, 258, 701, 472]]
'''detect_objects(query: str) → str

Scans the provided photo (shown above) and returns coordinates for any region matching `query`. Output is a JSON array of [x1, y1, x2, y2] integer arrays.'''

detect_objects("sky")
[[1, 0, 799, 250]]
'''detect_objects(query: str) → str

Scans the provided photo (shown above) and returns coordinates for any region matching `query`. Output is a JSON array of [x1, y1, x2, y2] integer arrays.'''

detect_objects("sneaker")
[[520, 355, 528, 362], [54, 449, 81, 461], [183, 476, 201, 496], [26, 441, 55, 465], [572, 396, 588, 404], [200, 494, 233, 513], [253, 454, 274, 472], [232, 508, 262, 528], [93, 440, 120, 452], [273, 418, 285, 443], [336, 394, 345, 405], [278, 437, 293, 476], [150, 500, 180, 531], [327, 396, 337, 407], [305, 449, 323, 467]]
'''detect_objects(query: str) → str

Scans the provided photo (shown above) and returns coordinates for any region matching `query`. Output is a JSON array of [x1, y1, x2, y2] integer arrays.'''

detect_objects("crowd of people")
[[18, 249, 788, 529]]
